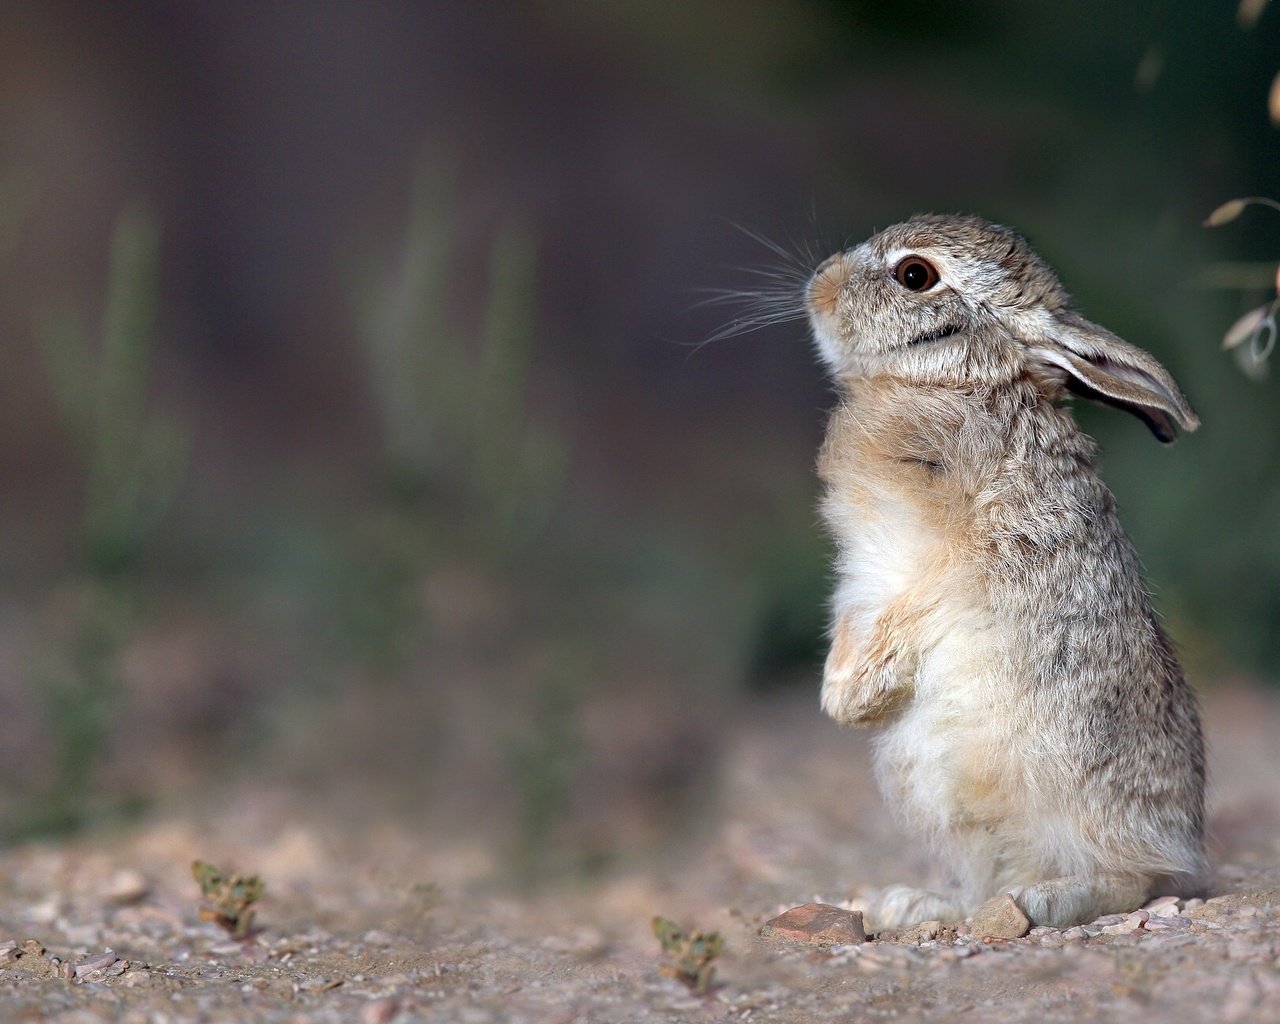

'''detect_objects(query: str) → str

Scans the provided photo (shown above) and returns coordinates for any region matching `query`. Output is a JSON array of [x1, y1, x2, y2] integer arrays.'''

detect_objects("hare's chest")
[[822, 482, 939, 613]]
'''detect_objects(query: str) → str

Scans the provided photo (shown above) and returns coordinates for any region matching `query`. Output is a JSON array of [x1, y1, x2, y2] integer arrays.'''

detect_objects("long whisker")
[[683, 222, 825, 358]]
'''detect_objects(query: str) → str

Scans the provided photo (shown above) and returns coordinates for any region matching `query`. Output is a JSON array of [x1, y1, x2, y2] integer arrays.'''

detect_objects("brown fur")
[[807, 215, 1205, 929]]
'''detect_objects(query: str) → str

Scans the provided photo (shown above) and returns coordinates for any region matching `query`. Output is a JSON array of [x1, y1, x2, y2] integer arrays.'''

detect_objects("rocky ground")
[[0, 682, 1277, 1023]]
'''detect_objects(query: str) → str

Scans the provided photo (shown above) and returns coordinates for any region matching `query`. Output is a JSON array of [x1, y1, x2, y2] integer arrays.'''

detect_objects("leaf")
[[1237, 0, 1269, 29], [1204, 199, 1249, 228], [1223, 305, 1268, 350]]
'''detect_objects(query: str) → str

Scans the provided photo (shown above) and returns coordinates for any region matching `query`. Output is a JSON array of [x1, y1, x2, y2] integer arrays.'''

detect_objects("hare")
[[806, 214, 1205, 931]]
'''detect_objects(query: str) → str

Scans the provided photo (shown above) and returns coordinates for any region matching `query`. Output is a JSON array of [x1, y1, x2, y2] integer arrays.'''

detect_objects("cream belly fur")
[[829, 481, 1018, 880]]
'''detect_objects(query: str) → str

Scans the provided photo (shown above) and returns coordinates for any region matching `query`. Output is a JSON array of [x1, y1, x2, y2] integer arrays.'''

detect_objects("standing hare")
[[807, 214, 1205, 930]]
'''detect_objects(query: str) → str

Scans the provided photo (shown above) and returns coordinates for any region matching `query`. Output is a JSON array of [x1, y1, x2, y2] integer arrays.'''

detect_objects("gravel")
[[0, 685, 1276, 1022]]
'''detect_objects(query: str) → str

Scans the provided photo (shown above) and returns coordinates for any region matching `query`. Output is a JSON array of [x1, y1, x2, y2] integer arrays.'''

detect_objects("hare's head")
[[807, 214, 1198, 442]]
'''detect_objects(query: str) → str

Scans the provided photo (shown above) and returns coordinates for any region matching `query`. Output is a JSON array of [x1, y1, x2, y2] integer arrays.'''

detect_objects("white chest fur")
[[824, 476, 1016, 848]]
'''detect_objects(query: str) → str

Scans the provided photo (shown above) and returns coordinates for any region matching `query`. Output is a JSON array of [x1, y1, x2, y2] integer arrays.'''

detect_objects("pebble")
[[1061, 927, 1089, 942], [1144, 916, 1192, 932], [938, 944, 979, 960], [70, 951, 122, 981], [361, 997, 402, 1024], [1143, 895, 1182, 917], [760, 903, 867, 946], [102, 870, 150, 906], [970, 894, 1031, 939], [1101, 910, 1149, 936]]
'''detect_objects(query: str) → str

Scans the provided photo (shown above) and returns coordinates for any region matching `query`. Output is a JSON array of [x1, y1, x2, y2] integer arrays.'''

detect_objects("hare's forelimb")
[[821, 600, 921, 725]]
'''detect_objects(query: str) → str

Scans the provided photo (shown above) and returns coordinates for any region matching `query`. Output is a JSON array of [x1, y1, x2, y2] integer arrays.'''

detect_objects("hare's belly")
[[871, 610, 1016, 836]]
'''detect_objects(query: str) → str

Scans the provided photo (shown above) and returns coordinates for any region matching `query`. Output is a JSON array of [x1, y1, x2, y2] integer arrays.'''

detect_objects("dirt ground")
[[1, 682, 1278, 1023]]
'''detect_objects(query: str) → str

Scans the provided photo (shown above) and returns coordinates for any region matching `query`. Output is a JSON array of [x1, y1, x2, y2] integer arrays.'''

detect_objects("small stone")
[[1182, 898, 1205, 911], [72, 951, 121, 980], [1144, 915, 1192, 932], [970, 894, 1031, 940], [1038, 931, 1065, 948], [1061, 926, 1089, 942], [939, 943, 978, 960], [22, 939, 44, 958], [102, 870, 150, 906], [760, 903, 867, 946], [299, 976, 342, 992], [1102, 910, 1149, 936], [1089, 914, 1126, 927], [361, 997, 402, 1024], [1143, 895, 1182, 917]]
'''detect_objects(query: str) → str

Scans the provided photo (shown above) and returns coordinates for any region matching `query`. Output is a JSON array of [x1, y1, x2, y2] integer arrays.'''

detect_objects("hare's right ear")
[[1029, 312, 1200, 443]]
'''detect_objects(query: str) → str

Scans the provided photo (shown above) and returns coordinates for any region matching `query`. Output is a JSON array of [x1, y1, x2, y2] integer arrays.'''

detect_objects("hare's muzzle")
[[807, 252, 850, 319]]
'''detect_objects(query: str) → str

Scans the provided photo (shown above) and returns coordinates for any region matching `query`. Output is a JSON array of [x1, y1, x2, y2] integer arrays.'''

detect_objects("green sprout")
[[652, 916, 724, 993], [192, 860, 265, 937]]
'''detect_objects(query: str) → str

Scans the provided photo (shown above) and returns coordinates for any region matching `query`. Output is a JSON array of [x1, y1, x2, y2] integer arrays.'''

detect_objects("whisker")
[[726, 221, 796, 262], [684, 221, 828, 358]]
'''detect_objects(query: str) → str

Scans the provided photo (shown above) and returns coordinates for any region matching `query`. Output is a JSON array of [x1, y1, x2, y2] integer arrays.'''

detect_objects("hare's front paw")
[[820, 644, 905, 725]]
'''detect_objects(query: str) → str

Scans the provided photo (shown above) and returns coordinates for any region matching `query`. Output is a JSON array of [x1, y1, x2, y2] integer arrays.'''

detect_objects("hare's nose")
[[807, 253, 849, 316]]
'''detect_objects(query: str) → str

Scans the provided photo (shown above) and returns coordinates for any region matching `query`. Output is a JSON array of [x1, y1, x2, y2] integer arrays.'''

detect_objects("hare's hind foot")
[[869, 885, 969, 931], [1006, 873, 1155, 928]]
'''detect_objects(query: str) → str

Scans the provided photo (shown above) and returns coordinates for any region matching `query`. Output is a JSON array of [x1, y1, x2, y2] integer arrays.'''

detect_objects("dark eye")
[[893, 256, 939, 292]]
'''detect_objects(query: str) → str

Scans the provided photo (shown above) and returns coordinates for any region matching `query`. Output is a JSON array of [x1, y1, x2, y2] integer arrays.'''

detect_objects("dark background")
[[0, 1, 1276, 871]]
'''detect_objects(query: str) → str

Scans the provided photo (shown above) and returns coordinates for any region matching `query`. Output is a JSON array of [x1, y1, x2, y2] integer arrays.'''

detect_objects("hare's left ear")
[[1030, 312, 1200, 443]]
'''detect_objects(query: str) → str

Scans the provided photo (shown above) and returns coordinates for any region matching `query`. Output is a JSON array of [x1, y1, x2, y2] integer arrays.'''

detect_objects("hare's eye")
[[894, 256, 939, 292]]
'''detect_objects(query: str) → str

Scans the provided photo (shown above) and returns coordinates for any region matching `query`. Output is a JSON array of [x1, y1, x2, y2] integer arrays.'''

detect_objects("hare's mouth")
[[904, 322, 965, 348]]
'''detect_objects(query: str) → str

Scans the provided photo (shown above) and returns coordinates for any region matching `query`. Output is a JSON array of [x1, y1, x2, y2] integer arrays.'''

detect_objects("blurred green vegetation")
[[18, 204, 183, 837]]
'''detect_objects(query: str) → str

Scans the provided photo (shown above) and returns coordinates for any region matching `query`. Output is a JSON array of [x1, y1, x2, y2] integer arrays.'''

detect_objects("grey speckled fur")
[[806, 214, 1205, 930]]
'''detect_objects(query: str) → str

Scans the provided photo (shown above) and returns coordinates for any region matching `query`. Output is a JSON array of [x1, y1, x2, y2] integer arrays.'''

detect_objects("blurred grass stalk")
[[355, 157, 567, 554], [353, 161, 586, 875], [338, 158, 567, 688], [20, 203, 186, 837]]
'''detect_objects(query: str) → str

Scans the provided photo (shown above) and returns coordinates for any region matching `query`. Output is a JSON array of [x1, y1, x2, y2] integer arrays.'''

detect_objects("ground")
[[0, 683, 1277, 1023]]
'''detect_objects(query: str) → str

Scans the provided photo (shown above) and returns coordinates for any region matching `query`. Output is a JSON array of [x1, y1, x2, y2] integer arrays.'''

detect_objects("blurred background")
[[0, 1, 1276, 878]]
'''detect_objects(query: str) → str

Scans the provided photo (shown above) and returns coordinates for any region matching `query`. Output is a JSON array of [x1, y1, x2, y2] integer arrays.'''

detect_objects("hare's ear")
[[1030, 313, 1200, 443]]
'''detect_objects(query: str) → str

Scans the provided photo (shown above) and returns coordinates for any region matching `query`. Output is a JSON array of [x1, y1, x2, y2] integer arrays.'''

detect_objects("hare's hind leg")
[[1004, 873, 1155, 928], [870, 885, 970, 931]]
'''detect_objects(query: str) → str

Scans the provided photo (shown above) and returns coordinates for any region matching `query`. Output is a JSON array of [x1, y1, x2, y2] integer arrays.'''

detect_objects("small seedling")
[[652, 916, 724, 993], [192, 860, 264, 937]]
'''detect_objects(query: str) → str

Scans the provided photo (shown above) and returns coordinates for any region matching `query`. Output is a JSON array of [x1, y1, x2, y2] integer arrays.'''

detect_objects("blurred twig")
[[1204, 197, 1280, 377]]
